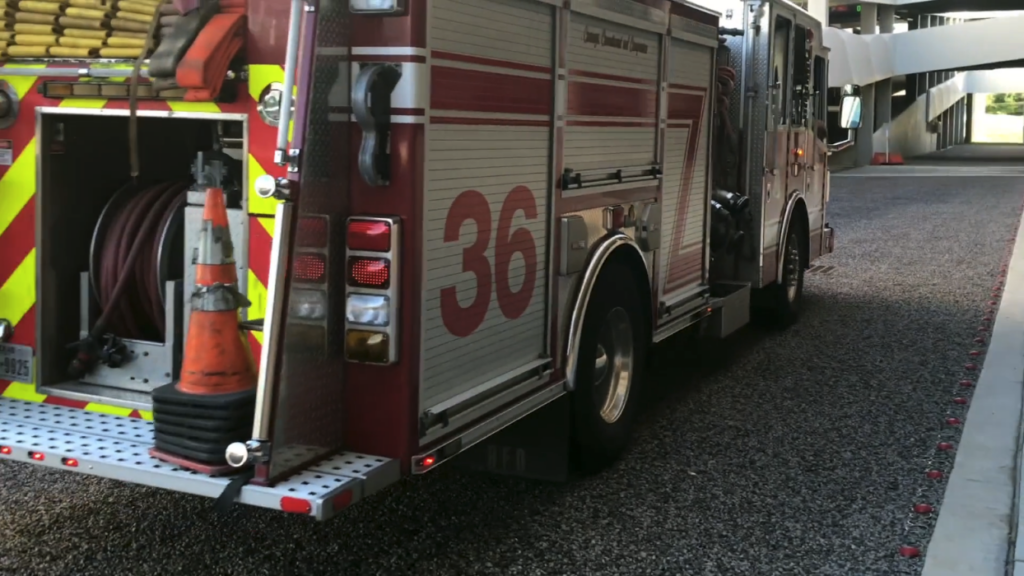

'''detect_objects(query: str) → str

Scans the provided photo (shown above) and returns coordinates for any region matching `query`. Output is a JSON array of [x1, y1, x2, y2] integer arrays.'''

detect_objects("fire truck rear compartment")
[[35, 112, 244, 410], [0, 112, 402, 517]]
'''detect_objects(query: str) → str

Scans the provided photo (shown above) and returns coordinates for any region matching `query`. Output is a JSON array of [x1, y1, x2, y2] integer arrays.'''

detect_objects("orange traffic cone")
[[177, 186, 256, 395], [150, 185, 257, 475]]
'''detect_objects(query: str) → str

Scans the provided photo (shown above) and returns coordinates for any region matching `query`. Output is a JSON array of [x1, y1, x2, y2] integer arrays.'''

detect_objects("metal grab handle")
[[274, 0, 305, 164], [352, 63, 403, 186], [252, 199, 294, 442]]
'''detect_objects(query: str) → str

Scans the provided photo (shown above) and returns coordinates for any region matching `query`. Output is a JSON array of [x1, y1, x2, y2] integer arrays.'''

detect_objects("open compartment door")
[[248, 0, 353, 485]]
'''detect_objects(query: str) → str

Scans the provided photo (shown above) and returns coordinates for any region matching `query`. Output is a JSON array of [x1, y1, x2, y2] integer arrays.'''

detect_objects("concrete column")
[[875, 6, 895, 135], [957, 98, 965, 145], [860, 3, 878, 34], [949, 101, 955, 148], [944, 108, 952, 149], [947, 107, 954, 148], [906, 17, 919, 103], [807, 0, 828, 27], [958, 97, 966, 142], [965, 94, 974, 143], [879, 5, 896, 33], [856, 3, 878, 166], [926, 16, 936, 91], [918, 16, 931, 97]]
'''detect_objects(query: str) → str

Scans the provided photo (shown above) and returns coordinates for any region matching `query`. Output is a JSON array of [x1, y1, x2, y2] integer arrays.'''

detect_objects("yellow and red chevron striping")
[[246, 64, 289, 217], [242, 64, 288, 366], [0, 61, 277, 418], [246, 215, 275, 367]]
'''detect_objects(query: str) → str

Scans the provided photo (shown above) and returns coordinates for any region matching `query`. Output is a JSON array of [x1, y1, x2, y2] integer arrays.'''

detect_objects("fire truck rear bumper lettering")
[[0, 397, 399, 521]]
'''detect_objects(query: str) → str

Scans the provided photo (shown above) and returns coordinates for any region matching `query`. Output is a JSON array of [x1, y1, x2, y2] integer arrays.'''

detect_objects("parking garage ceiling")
[[829, 0, 1024, 25]]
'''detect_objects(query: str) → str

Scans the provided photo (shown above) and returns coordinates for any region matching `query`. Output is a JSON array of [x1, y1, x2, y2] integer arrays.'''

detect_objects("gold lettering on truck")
[[582, 26, 649, 55]]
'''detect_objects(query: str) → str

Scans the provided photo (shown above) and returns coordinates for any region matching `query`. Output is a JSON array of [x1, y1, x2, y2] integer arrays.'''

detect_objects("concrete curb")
[[921, 213, 1024, 575]]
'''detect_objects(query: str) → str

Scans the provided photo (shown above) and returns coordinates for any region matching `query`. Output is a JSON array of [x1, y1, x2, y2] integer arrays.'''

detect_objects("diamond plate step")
[[0, 398, 399, 520]]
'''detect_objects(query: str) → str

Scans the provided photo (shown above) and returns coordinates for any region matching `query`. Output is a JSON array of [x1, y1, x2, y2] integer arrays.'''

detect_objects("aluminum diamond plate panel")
[[0, 398, 398, 521]]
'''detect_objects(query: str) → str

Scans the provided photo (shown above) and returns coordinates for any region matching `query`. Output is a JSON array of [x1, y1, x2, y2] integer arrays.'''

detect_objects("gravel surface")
[[2, 165, 1022, 576]]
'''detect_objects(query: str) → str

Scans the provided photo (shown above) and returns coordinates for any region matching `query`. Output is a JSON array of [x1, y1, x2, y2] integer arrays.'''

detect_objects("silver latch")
[[225, 439, 270, 468], [254, 174, 292, 201], [637, 202, 662, 252]]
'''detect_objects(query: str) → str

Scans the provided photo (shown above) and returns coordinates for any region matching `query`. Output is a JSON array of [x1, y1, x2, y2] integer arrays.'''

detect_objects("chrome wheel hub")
[[592, 307, 634, 424]]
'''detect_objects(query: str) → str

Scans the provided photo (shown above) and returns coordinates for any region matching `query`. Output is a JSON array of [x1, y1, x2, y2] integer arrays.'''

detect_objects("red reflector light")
[[0, 446, 10, 455], [62, 458, 79, 467], [332, 489, 354, 511], [347, 219, 392, 252], [293, 252, 327, 283], [30, 451, 44, 461], [296, 217, 329, 248], [348, 257, 390, 289], [422, 455, 436, 467], [280, 496, 312, 514]]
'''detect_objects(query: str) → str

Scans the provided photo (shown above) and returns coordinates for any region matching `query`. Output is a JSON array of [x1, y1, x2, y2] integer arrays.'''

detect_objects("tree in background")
[[987, 93, 1024, 115]]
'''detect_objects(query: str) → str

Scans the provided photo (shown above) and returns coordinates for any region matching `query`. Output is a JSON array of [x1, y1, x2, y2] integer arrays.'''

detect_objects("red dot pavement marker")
[[914, 503, 934, 514], [960, 380, 974, 387], [926, 470, 943, 479], [968, 350, 982, 357], [965, 363, 978, 371], [938, 442, 955, 451], [974, 337, 986, 345], [900, 546, 921, 558], [953, 397, 969, 405], [946, 417, 962, 425]]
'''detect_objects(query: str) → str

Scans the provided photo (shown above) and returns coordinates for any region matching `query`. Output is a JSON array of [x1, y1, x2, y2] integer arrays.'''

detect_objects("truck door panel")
[[762, 9, 793, 284], [787, 22, 811, 209], [562, 12, 660, 173], [807, 53, 828, 258], [420, 0, 555, 417], [661, 37, 714, 303], [264, 1, 352, 482]]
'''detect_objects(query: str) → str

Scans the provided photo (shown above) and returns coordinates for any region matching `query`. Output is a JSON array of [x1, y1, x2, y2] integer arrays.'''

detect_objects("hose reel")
[[89, 182, 188, 343]]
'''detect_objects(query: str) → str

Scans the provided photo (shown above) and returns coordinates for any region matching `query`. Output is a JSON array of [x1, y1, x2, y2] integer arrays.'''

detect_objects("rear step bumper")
[[0, 398, 399, 520]]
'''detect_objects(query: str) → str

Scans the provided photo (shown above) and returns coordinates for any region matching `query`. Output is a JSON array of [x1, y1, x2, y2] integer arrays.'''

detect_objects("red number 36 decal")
[[440, 185, 539, 337]]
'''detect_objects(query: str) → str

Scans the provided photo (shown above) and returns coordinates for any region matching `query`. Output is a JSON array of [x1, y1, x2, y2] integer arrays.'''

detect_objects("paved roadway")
[[3, 145, 1024, 576]]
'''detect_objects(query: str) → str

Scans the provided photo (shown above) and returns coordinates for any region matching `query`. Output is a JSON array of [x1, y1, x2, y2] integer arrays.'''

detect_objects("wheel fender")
[[776, 192, 808, 282], [564, 233, 650, 393]]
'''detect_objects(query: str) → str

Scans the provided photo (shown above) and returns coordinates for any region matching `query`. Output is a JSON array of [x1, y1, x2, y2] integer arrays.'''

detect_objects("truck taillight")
[[347, 257, 390, 289], [345, 330, 390, 364], [286, 216, 331, 342], [348, 0, 405, 14], [289, 288, 328, 320], [344, 216, 399, 365], [296, 216, 329, 248], [294, 253, 327, 283], [347, 219, 392, 252], [346, 293, 390, 326]]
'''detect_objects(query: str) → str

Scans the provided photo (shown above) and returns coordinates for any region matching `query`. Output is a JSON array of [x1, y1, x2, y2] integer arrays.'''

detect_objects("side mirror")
[[839, 94, 862, 130]]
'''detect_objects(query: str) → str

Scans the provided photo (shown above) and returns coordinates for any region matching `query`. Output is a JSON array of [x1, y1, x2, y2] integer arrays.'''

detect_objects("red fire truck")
[[0, 0, 862, 519]]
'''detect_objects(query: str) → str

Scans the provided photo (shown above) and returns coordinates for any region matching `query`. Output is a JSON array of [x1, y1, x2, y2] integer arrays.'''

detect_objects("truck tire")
[[570, 259, 649, 473], [757, 218, 806, 328]]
